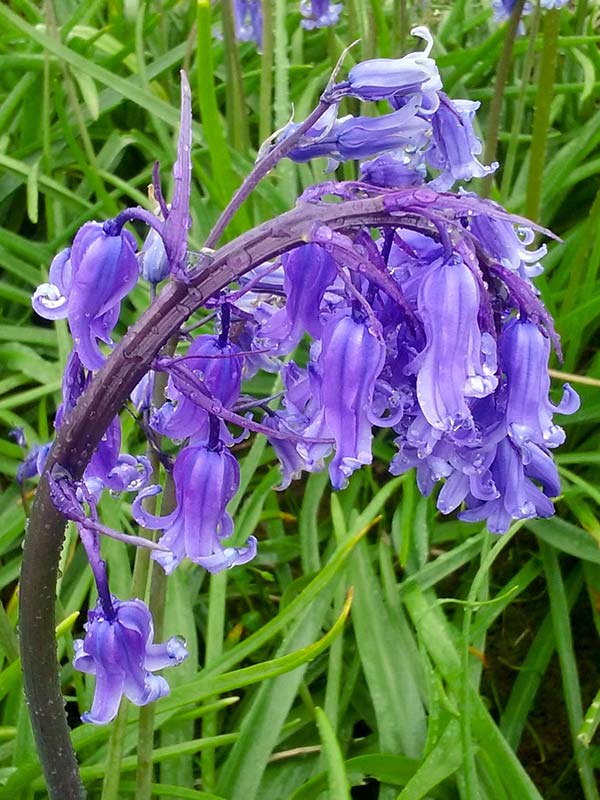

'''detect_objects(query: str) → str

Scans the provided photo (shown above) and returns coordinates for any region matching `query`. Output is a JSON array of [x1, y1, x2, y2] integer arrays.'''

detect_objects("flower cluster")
[[283, 28, 497, 192], [28, 32, 578, 723]]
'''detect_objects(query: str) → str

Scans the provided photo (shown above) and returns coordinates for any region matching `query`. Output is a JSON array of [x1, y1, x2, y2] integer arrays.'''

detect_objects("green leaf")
[[314, 707, 351, 800]]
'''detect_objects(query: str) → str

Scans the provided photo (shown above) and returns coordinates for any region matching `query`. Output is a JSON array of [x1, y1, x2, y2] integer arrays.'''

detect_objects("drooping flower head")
[[33, 224, 138, 370], [73, 597, 188, 724]]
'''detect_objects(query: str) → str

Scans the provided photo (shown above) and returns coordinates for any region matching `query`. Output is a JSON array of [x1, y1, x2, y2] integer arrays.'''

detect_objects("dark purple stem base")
[[20, 195, 417, 799]]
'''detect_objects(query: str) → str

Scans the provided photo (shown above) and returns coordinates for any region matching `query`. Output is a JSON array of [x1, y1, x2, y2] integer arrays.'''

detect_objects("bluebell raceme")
[[26, 31, 579, 723]]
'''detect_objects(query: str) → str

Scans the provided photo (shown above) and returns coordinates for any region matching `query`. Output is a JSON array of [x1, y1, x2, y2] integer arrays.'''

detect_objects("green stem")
[[0, 600, 19, 663], [461, 527, 518, 800], [525, 8, 561, 222], [393, 0, 408, 54], [100, 701, 129, 800], [500, 5, 541, 201], [222, 0, 250, 153], [200, 572, 228, 792], [259, 0, 274, 145], [133, 342, 177, 800], [481, 0, 526, 198], [135, 477, 174, 800]]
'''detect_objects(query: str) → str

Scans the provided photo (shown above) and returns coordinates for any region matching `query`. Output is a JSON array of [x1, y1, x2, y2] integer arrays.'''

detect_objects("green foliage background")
[[0, 0, 600, 798]]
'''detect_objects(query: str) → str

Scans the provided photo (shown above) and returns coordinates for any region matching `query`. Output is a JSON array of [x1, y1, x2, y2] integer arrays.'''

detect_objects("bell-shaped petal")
[[347, 27, 442, 105], [336, 104, 430, 161], [263, 413, 326, 489], [138, 227, 169, 284], [73, 596, 188, 724], [68, 222, 139, 370], [32, 249, 73, 320], [318, 313, 386, 489], [260, 243, 337, 353], [470, 213, 546, 279], [133, 444, 256, 575], [412, 254, 498, 433], [501, 318, 580, 448], [152, 336, 243, 442], [234, 0, 262, 47], [427, 94, 497, 190], [360, 154, 425, 188], [459, 438, 555, 533]]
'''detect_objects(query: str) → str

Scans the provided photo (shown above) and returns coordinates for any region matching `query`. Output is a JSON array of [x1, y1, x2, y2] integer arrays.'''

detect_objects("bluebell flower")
[[500, 318, 579, 449], [313, 313, 387, 489], [360, 154, 426, 188], [151, 335, 243, 442], [73, 597, 188, 724], [470, 210, 546, 279], [16, 442, 51, 484], [410, 253, 498, 434], [458, 438, 555, 533], [234, 0, 263, 48], [427, 94, 498, 191], [33, 223, 139, 370], [259, 243, 337, 353], [138, 226, 169, 285], [346, 27, 441, 107], [300, 0, 343, 29], [336, 105, 430, 162], [287, 103, 430, 164], [133, 444, 257, 574]]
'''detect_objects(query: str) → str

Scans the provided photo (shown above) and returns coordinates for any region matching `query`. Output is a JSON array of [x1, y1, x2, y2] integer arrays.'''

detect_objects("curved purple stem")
[[20, 195, 430, 799]]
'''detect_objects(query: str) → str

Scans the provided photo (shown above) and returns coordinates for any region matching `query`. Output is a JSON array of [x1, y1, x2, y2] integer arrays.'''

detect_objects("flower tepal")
[[133, 444, 257, 574], [33, 223, 138, 371], [73, 597, 188, 724]]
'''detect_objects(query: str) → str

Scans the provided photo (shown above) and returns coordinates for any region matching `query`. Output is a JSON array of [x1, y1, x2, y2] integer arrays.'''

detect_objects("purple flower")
[[259, 243, 337, 353], [347, 27, 441, 106], [410, 254, 498, 434], [133, 444, 257, 574], [458, 438, 554, 533], [16, 442, 50, 484], [470, 211, 546, 279], [500, 318, 579, 449], [491, 0, 532, 23], [427, 94, 497, 190], [316, 313, 386, 489], [360, 154, 426, 188], [263, 413, 324, 489], [33, 223, 138, 370], [234, 0, 262, 48], [73, 597, 188, 724], [151, 336, 243, 442], [335, 104, 430, 161], [300, 0, 343, 29], [287, 103, 430, 164]]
